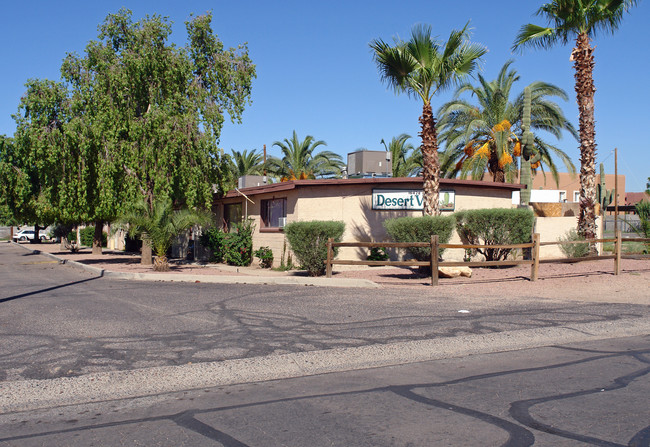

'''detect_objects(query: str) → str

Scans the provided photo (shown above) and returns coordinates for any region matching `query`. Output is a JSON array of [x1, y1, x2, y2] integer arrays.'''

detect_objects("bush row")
[[199, 208, 536, 276]]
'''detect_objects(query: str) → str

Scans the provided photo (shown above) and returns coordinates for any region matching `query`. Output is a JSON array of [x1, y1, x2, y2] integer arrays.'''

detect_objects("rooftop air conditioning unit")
[[278, 217, 287, 228]]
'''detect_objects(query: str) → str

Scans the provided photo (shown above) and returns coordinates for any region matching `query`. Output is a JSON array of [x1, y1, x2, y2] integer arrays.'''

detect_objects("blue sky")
[[1, 0, 648, 191]]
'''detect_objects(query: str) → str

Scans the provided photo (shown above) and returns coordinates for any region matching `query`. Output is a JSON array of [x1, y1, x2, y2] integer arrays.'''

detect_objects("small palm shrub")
[[284, 220, 345, 276], [384, 215, 455, 260], [558, 229, 590, 258], [455, 208, 534, 262], [115, 197, 210, 271]]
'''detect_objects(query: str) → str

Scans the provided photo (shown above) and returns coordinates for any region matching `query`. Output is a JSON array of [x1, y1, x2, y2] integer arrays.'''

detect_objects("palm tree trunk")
[[141, 233, 152, 265], [419, 102, 440, 216], [488, 149, 505, 182], [572, 32, 598, 249]]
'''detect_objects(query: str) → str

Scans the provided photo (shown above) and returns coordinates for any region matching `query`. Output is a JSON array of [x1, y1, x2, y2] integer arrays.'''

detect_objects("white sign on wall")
[[372, 189, 455, 211]]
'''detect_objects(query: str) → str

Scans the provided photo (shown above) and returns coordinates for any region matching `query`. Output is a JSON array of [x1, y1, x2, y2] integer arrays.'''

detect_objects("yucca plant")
[[116, 197, 211, 271]]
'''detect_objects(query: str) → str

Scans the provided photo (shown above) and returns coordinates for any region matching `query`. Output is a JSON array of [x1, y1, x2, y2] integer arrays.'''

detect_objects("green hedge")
[[284, 220, 345, 276], [199, 227, 226, 263], [383, 215, 455, 260], [199, 220, 254, 266], [455, 208, 534, 261], [77, 226, 107, 247], [223, 219, 255, 266]]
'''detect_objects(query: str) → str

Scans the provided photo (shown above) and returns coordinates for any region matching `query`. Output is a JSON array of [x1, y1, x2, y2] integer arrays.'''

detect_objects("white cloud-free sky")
[[1, 0, 648, 191]]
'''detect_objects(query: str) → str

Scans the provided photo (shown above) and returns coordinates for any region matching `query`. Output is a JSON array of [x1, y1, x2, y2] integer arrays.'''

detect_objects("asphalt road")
[[1, 242, 650, 446], [2, 242, 649, 383], [1, 335, 648, 446]]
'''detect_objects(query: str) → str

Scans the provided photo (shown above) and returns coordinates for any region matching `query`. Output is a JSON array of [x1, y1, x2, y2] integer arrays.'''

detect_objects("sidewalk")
[[9, 240, 650, 303]]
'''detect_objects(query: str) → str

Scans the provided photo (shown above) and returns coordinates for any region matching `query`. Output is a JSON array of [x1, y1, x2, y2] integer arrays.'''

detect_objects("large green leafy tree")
[[438, 60, 576, 183], [76, 10, 255, 210], [371, 24, 486, 215], [380, 134, 419, 177], [266, 130, 344, 180], [0, 136, 23, 225], [6, 80, 71, 239], [513, 0, 638, 241], [5, 10, 255, 254]]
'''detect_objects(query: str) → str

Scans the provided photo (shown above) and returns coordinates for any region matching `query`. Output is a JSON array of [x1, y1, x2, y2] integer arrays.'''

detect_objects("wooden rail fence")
[[325, 231, 649, 286]]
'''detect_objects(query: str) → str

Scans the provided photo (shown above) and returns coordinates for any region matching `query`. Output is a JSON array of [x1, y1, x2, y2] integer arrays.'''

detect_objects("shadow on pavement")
[[0, 276, 101, 304]]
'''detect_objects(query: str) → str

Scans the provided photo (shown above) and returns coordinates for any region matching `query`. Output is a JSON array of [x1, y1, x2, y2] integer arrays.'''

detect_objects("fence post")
[[614, 230, 622, 275], [326, 238, 333, 278], [530, 233, 540, 281], [430, 235, 439, 286]]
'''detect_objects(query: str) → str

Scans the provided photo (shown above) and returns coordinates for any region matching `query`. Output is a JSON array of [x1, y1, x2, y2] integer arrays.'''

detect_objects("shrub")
[[383, 215, 455, 260], [558, 229, 590, 258], [80, 226, 107, 247], [367, 246, 389, 261], [284, 220, 345, 276], [199, 227, 226, 262], [455, 208, 534, 261], [222, 219, 255, 266], [254, 246, 274, 268], [634, 200, 650, 253]]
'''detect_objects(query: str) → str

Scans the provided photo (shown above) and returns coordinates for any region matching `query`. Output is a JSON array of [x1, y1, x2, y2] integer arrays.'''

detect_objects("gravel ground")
[[18, 241, 650, 304]]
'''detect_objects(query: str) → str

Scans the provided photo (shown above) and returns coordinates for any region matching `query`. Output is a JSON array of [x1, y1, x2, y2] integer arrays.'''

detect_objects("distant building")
[[529, 172, 625, 206]]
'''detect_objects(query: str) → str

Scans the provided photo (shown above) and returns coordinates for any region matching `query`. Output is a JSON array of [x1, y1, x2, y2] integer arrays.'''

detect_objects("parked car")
[[12, 229, 48, 242]]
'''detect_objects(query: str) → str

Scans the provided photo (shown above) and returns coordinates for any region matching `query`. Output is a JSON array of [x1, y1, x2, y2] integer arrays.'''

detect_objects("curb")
[[2, 318, 648, 414], [9, 241, 379, 288]]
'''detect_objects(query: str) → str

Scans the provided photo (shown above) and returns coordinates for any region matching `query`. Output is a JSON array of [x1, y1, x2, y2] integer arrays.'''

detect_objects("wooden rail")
[[325, 231, 642, 286]]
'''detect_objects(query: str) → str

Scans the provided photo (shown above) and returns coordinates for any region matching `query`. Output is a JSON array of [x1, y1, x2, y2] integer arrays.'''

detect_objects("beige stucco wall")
[[216, 183, 517, 266], [535, 216, 603, 259]]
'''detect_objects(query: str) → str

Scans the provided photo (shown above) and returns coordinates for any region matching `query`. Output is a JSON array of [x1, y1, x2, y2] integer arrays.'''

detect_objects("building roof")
[[625, 192, 650, 205], [222, 177, 523, 199]]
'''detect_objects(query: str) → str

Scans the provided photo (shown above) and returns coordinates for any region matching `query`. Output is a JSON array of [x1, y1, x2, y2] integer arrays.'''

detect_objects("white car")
[[12, 229, 48, 242]]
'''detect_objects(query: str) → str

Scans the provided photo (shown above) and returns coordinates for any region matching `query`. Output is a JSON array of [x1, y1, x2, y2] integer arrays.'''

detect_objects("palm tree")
[[266, 130, 344, 180], [117, 197, 210, 271], [513, 0, 638, 240], [370, 23, 486, 215], [380, 134, 419, 177], [438, 60, 577, 183], [229, 149, 264, 177]]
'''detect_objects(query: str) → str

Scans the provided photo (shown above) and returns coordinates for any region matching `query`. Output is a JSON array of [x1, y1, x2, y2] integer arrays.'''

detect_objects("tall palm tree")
[[438, 60, 577, 184], [266, 130, 344, 180], [513, 0, 638, 240], [229, 149, 264, 177], [380, 134, 419, 178], [370, 23, 486, 215]]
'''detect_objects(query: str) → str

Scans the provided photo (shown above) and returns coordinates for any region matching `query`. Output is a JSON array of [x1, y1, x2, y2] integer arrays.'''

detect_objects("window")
[[224, 203, 242, 230], [559, 191, 566, 202], [573, 191, 580, 203], [261, 198, 286, 228]]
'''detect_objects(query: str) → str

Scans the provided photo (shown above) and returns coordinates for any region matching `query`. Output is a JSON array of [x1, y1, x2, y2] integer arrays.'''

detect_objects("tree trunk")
[[32, 225, 42, 244], [141, 233, 153, 265], [488, 149, 505, 183], [572, 32, 598, 252], [92, 220, 103, 255], [419, 102, 440, 216]]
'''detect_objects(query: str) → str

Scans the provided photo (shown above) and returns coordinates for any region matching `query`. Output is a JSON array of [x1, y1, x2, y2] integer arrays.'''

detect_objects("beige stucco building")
[[214, 177, 523, 265]]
